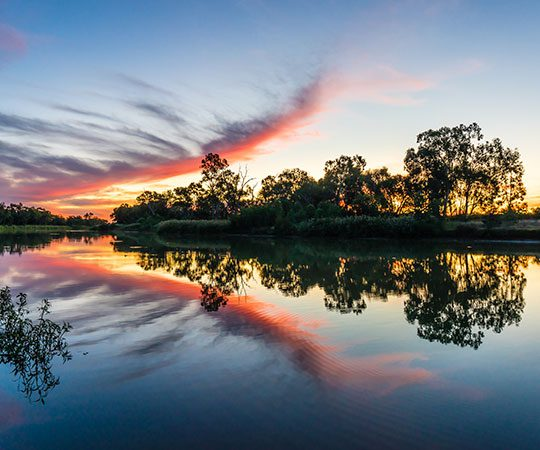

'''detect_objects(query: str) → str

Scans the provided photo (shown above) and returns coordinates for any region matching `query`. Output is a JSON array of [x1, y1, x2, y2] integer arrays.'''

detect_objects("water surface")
[[0, 233, 539, 449]]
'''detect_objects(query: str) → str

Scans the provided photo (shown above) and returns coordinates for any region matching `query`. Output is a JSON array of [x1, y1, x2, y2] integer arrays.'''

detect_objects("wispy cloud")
[[0, 64, 437, 216], [114, 73, 178, 97], [48, 103, 121, 123], [0, 75, 325, 210]]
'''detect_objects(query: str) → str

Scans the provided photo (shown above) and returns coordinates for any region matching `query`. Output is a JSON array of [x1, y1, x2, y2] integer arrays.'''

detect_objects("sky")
[[0, 0, 539, 217]]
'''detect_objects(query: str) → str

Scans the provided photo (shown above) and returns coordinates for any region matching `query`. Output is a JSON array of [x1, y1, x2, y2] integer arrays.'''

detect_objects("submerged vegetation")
[[0, 287, 71, 403], [110, 123, 539, 237]]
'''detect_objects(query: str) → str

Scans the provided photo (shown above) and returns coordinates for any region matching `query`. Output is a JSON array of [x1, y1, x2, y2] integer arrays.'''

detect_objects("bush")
[[137, 216, 164, 231], [293, 216, 443, 238], [230, 205, 279, 231], [156, 219, 231, 235], [315, 201, 344, 219]]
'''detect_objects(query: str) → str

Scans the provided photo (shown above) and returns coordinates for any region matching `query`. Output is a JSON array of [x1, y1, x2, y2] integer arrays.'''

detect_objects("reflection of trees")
[[323, 257, 406, 314], [138, 250, 255, 312], [258, 262, 313, 297], [402, 254, 528, 349], [0, 234, 55, 255], [0, 287, 72, 403], [0, 233, 102, 255], [257, 256, 403, 314], [200, 285, 229, 312], [116, 238, 538, 348]]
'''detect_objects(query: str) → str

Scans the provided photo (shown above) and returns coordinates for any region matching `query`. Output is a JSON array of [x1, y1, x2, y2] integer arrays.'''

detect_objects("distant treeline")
[[0, 203, 107, 228], [112, 123, 537, 233]]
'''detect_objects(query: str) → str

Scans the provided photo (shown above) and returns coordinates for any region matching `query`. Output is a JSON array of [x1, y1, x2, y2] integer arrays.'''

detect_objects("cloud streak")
[[0, 66, 434, 216], [0, 75, 326, 210]]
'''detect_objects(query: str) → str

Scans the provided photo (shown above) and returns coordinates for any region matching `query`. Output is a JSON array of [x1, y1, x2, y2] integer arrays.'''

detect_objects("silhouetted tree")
[[404, 124, 527, 217], [110, 123, 530, 225], [259, 169, 316, 204], [322, 155, 371, 214]]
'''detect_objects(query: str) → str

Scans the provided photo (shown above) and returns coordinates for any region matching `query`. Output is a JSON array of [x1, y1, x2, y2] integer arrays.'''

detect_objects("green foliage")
[[230, 205, 280, 231], [405, 123, 527, 217], [112, 153, 254, 224], [315, 201, 344, 218], [157, 219, 231, 235], [0, 203, 58, 226], [0, 225, 69, 234], [258, 168, 317, 204]]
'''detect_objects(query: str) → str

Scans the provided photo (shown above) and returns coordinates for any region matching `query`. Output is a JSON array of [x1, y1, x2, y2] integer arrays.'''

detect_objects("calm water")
[[0, 233, 540, 449]]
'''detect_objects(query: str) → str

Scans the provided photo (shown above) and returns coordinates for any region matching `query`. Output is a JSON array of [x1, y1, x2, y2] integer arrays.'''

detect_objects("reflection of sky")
[[0, 236, 539, 448], [1, 1, 540, 215]]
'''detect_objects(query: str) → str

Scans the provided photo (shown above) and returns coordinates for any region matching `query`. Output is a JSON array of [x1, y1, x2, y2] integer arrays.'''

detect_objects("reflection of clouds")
[[1, 235, 439, 395], [147, 240, 537, 346], [220, 300, 436, 395], [0, 391, 24, 431]]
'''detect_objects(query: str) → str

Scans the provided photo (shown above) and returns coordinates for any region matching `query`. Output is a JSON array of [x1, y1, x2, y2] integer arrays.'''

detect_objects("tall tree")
[[322, 155, 371, 214], [404, 123, 483, 217], [198, 153, 254, 218], [258, 169, 316, 204]]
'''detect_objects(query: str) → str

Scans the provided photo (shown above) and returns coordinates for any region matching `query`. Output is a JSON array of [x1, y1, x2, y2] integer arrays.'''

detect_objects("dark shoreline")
[[147, 216, 540, 241]]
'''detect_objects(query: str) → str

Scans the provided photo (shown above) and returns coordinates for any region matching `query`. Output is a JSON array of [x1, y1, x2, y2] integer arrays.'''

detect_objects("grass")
[[0, 225, 70, 234]]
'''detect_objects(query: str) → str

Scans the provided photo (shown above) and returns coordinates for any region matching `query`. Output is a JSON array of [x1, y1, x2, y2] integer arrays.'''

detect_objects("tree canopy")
[[111, 123, 529, 225]]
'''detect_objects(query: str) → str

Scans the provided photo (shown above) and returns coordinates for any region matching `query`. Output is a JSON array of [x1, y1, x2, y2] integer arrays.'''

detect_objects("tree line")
[[112, 123, 531, 227], [0, 203, 106, 228]]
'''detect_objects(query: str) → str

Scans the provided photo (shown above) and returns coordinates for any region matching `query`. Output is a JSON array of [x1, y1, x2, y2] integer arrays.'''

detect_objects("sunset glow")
[[2, 1, 540, 216]]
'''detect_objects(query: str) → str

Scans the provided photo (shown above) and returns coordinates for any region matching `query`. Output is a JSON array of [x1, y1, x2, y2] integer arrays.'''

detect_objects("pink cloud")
[[322, 65, 434, 106], [0, 65, 436, 217], [0, 391, 25, 432], [0, 23, 26, 54]]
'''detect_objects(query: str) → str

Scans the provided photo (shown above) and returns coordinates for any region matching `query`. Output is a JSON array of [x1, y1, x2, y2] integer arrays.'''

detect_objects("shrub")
[[293, 216, 443, 238], [156, 219, 231, 235], [230, 205, 279, 231], [315, 201, 344, 219]]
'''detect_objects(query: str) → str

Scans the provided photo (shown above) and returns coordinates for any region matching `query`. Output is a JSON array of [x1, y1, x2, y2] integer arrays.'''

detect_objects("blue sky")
[[1, 0, 539, 215]]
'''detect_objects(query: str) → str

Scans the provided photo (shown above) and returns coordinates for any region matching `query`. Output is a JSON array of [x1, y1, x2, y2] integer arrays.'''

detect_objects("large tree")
[[404, 123, 526, 217], [323, 155, 375, 214], [198, 153, 254, 219], [258, 168, 316, 204], [362, 168, 414, 215], [404, 123, 483, 217]]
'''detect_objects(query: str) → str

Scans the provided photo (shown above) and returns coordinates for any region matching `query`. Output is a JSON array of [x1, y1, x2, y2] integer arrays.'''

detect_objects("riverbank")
[[0, 225, 71, 234], [122, 216, 540, 241]]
